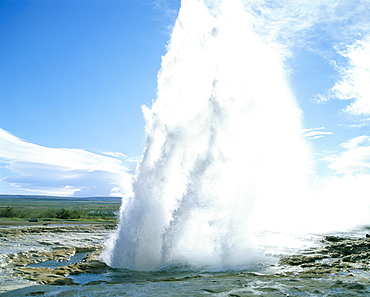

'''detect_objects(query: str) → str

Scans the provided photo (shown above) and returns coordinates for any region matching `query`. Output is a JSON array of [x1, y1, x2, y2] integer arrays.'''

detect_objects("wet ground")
[[1, 223, 370, 296]]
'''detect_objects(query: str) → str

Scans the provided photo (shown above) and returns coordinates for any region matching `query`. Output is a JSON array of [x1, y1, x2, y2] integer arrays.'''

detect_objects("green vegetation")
[[0, 206, 18, 218], [0, 195, 121, 221]]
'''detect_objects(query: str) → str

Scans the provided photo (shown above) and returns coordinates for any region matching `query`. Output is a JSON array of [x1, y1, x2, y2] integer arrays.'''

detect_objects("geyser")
[[103, 0, 311, 270]]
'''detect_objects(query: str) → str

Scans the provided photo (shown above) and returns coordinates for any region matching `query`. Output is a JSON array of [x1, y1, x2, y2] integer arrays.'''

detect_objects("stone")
[[75, 246, 97, 253], [47, 277, 78, 286], [324, 236, 345, 242], [280, 255, 316, 266], [84, 280, 107, 286]]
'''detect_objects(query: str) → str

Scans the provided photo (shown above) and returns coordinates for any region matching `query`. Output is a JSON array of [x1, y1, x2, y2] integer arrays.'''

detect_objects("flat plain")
[[0, 195, 121, 224]]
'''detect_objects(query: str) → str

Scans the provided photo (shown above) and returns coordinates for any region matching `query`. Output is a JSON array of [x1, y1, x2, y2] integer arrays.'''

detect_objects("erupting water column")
[[103, 0, 311, 270]]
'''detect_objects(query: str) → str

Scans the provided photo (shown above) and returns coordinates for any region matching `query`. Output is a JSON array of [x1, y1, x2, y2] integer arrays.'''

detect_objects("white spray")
[[103, 0, 313, 270]]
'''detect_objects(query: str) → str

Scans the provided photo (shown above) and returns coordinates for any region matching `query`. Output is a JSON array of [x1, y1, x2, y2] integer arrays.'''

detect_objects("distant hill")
[[0, 194, 122, 203]]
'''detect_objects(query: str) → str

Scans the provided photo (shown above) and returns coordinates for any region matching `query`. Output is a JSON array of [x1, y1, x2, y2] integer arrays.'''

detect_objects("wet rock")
[[67, 259, 110, 275], [5, 250, 54, 266], [331, 261, 351, 268], [24, 291, 46, 296], [342, 251, 370, 263], [36, 240, 54, 246], [15, 266, 61, 276], [47, 277, 78, 286], [75, 246, 98, 253], [11, 253, 111, 285], [0, 222, 117, 294], [321, 238, 370, 258], [333, 281, 366, 291], [328, 252, 341, 258], [84, 280, 107, 286], [13, 266, 78, 285], [202, 287, 231, 293], [11, 248, 111, 281], [324, 236, 346, 242], [52, 247, 75, 261], [282, 235, 370, 278], [280, 255, 316, 266]]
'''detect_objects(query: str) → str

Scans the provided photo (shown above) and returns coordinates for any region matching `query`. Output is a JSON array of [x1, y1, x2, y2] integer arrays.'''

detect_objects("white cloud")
[[330, 36, 370, 115], [341, 135, 370, 149], [244, 0, 370, 52], [152, 0, 179, 34], [243, 0, 370, 127], [0, 129, 134, 197], [243, 0, 370, 119], [101, 151, 141, 163], [0, 129, 126, 173], [312, 36, 370, 115], [303, 127, 333, 140], [328, 135, 370, 174]]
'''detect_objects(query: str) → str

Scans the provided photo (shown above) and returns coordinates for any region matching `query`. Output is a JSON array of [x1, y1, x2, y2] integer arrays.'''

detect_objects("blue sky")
[[1, 0, 370, 197]]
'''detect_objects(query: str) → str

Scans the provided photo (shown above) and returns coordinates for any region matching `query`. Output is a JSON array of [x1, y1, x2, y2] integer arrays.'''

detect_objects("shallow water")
[[4, 265, 370, 296], [29, 252, 89, 269], [0, 224, 111, 294]]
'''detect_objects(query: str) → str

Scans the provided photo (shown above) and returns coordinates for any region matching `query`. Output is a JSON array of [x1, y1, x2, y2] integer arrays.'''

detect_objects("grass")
[[0, 195, 121, 222]]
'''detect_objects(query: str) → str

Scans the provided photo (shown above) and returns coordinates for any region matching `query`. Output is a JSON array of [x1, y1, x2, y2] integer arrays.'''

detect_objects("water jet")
[[103, 0, 312, 271]]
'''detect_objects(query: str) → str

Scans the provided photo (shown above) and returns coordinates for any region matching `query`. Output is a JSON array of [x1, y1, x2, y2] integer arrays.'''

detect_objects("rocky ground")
[[1, 225, 370, 296], [280, 234, 370, 274], [9, 249, 110, 286], [0, 224, 116, 292]]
